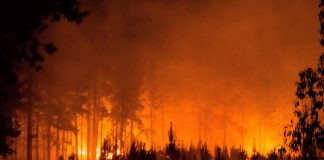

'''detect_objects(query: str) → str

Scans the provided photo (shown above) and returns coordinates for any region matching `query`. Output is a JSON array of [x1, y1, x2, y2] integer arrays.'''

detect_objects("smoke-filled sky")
[[39, 0, 322, 154]]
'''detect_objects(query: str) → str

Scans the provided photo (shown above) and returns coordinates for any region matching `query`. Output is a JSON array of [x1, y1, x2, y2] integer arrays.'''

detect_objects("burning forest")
[[1, 0, 324, 159]]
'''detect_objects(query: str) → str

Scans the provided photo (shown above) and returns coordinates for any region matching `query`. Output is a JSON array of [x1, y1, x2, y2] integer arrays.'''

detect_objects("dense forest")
[[1, 0, 324, 160]]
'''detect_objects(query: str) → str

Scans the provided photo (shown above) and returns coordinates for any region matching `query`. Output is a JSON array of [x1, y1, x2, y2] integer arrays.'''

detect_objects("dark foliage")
[[221, 147, 229, 160], [68, 153, 78, 160], [214, 146, 221, 160], [284, 54, 324, 159], [267, 151, 278, 160], [127, 141, 156, 160], [319, 0, 324, 46], [166, 123, 180, 160], [0, 114, 20, 156], [229, 146, 247, 160], [250, 152, 266, 160], [0, 0, 88, 157], [213, 145, 230, 160], [267, 148, 289, 160], [283, 1, 324, 159], [200, 143, 211, 160]]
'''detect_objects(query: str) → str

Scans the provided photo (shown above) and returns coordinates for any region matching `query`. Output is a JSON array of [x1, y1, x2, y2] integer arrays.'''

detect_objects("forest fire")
[[1, 0, 324, 160], [78, 150, 87, 159]]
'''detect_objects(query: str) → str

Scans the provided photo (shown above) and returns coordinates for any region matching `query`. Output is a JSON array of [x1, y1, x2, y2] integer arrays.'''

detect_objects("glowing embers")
[[96, 147, 101, 159], [77, 150, 87, 160], [107, 152, 113, 159], [99, 139, 125, 160], [117, 148, 121, 156], [102, 150, 124, 160]]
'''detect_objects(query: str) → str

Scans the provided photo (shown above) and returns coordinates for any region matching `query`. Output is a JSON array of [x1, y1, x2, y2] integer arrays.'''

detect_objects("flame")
[[78, 150, 86, 155], [117, 148, 121, 156], [96, 147, 101, 159], [107, 152, 113, 159], [78, 150, 87, 160]]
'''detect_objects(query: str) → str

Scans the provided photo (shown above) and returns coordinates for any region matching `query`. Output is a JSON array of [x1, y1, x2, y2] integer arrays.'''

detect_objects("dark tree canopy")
[[284, 35, 324, 160], [166, 122, 180, 160], [0, 0, 88, 157], [284, 63, 324, 157], [0, 0, 88, 75], [320, 0, 324, 46], [284, 1, 324, 159]]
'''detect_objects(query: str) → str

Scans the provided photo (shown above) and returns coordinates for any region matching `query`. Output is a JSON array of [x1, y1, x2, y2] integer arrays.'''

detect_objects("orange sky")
[[39, 0, 323, 155]]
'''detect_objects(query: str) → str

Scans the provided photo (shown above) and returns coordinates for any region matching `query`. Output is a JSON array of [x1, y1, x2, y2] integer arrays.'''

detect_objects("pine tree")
[[166, 123, 179, 160]]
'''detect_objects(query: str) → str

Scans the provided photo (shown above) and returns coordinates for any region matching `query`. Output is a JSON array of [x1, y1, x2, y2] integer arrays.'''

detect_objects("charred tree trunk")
[[150, 103, 153, 149], [62, 131, 64, 159], [120, 102, 125, 150], [115, 124, 118, 152], [92, 76, 99, 159], [62, 131, 65, 159], [124, 120, 127, 151], [14, 137, 18, 160], [36, 118, 39, 160], [80, 116, 83, 158], [27, 70, 33, 160], [130, 119, 133, 143], [22, 128, 26, 160], [87, 100, 92, 160], [27, 107, 32, 160], [43, 131, 46, 160], [161, 102, 164, 146], [46, 115, 51, 160], [56, 128, 60, 160], [75, 116, 78, 155], [100, 119, 103, 146], [47, 83, 53, 160]]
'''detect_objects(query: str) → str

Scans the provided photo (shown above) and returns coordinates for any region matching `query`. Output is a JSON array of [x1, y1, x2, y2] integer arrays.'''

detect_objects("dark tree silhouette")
[[221, 146, 229, 160], [200, 143, 211, 160], [250, 152, 266, 160], [127, 141, 156, 160], [284, 56, 324, 159], [187, 143, 197, 160], [229, 146, 247, 160], [319, 0, 324, 46], [214, 146, 221, 160], [0, 114, 20, 156], [166, 122, 180, 160], [278, 146, 290, 159], [0, 0, 88, 157], [283, 1, 324, 159], [267, 149, 279, 160]]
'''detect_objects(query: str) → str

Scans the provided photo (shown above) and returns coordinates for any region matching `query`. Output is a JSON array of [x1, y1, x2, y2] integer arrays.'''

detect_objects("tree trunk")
[[130, 119, 133, 143], [75, 116, 78, 155], [120, 102, 125, 150], [87, 101, 92, 160], [61, 131, 64, 159], [56, 128, 60, 160], [27, 103, 32, 160], [100, 120, 103, 146], [80, 116, 83, 158], [36, 118, 39, 160], [47, 116, 51, 160], [161, 102, 164, 146], [92, 78, 99, 159], [27, 70, 33, 160], [150, 103, 153, 149], [14, 137, 18, 160], [124, 121, 127, 151], [62, 131, 65, 159], [43, 131, 46, 160]]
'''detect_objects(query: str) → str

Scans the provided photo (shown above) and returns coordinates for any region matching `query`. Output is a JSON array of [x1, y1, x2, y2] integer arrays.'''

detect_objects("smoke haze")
[[38, 0, 322, 154]]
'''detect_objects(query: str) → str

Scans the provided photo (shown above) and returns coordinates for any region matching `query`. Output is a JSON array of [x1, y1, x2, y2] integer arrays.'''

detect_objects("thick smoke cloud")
[[39, 0, 322, 153]]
